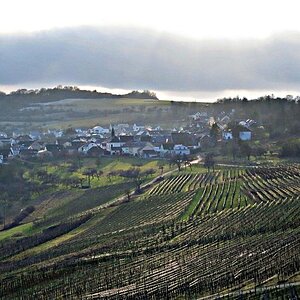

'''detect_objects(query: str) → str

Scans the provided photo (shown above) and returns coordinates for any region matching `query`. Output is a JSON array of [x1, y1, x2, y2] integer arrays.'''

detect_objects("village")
[[0, 109, 258, 165]]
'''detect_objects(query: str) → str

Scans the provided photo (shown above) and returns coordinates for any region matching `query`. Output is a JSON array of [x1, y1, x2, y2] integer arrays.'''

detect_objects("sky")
[[1, 0, 300, 101]]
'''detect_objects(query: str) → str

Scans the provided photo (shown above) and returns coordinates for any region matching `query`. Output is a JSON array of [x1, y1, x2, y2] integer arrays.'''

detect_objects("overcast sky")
[[1, 0, 300, 101]]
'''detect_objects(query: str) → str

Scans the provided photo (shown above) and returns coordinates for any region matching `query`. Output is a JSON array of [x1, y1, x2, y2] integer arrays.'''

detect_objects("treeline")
[[216, 94, 300, 104], [214, 95, 300, 139]]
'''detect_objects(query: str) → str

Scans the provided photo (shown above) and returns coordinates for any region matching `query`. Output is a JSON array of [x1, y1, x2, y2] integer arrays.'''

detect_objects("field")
[[0, 163, 299, 299], [0, 97, 176, 130]]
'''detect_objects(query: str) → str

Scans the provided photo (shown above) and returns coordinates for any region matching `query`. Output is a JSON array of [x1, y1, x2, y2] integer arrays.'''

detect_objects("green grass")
[[41, 97, 171, 128], [10, 216, 100, 261], [181, 188, 203, 221], [0, 222, 34, 241]]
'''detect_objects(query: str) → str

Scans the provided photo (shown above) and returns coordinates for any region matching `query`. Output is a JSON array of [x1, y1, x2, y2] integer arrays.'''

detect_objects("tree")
[[119, 168, 142, 192], [240, 142, 252, 160], [158, 165, 164, 175], [143, 168, 156, 178], [169, 155, 183, 172], [182, 154, 193, 170], [125, 189, 131, 202], [82, 169, 97, 187], [204, 153, 215, 172], [253, 146, 266, 160], [210, 123, 220, 145], [118, 168, 152, 193]]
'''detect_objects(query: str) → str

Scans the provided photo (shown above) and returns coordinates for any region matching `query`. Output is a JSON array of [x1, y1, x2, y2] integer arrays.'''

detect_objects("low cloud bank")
[[1, 27, 300, 92]]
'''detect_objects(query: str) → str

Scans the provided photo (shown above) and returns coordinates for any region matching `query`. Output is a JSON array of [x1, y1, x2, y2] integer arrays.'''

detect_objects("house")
[[133, 124, 145, 132], [106, 136, 126, 155], [122, 141, 146, 156], [230, 124, 252, 141], [222, 131, 233, 140], [0, 138, 11, 149], [190, 111, 208, 121], [139, 145, 158, 158], [159, 143, 175, 157], [13, 131, 26, 138], [239, 119, 256, 129], [15, 135, 33, 143], [171, 132, 196, 147], [140, 135, 152, 142], [220, 115, 231, 125], [0, 132, 8, 138], [151, 134, 172, 144], [45, 144, 63, 156], [239, 128, 252, 141], [29, 141, 45, 151], [37, 149, 53, 158], [48, 129, 64, 138], [119, 135, 135, 143], [0, 148, 11, 161], [29, 131, 41, 140], [78, 142, 99, 155], [173, 144, 190, 156], [10, 145, 21, 156], [136, 131, 151, 142], [86, 146, 106, 157], [71, 139, 87, 149], [90, 126, 110, 135]]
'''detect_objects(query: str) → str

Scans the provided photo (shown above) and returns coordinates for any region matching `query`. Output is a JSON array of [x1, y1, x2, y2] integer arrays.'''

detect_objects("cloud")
[[1, 27, 300, 92]]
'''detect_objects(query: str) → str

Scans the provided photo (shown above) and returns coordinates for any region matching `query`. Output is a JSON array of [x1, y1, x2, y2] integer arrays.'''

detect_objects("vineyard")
[[0, 164, 299, 299]]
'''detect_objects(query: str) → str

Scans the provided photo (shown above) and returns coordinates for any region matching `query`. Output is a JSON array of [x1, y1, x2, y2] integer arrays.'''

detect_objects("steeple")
[[111, 126, 115, 138]]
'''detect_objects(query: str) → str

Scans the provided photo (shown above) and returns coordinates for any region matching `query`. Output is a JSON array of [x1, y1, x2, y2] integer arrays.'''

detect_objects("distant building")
[[173, 144, 190, 156], [239, 129, 252, 141], [223, 131, 233, 140], [90, 126, 110, 135]]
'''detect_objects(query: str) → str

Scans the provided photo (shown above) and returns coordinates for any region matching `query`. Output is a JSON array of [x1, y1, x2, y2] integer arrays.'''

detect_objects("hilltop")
[[0, 86, 158, 103]]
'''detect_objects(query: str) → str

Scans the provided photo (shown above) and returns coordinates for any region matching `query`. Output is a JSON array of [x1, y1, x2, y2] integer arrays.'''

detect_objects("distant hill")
[[0, 86, 158, 106]]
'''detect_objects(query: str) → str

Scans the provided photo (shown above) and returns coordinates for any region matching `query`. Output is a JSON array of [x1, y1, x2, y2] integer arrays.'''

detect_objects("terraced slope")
[[0, 165, 299, 299]]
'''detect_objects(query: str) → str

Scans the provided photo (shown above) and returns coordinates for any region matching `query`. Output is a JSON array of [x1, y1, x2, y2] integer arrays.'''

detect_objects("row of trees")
[[221, 141, 267, 161]]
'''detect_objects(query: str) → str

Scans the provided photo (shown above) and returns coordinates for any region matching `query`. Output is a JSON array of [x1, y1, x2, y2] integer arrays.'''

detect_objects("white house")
[[90, 126, 110, 135], [173, 144, 190, 155], [223, 131, 233, 140], [190, 111, 208, 120], [139, 145, 158, 158], [239, 131, 252, 141], [106, 136, 126, 155], [78, 142, 99, 154], [133, 123, 145, 132], [10, 145, 21, 156], [48, 129, 64, 138], [122, 141, 145, 156]]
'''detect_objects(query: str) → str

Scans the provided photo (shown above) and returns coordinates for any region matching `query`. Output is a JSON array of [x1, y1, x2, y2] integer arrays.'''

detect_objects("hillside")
[[0, 87, 161, 129], [0, 163, 299, 299]]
